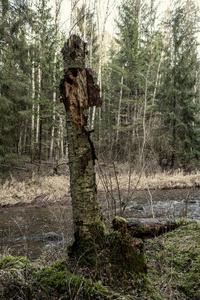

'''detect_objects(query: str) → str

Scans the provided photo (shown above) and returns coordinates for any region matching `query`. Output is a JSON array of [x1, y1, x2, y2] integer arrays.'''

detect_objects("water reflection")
[[0, 205, 73, 260], [0, 188, 200, 260]]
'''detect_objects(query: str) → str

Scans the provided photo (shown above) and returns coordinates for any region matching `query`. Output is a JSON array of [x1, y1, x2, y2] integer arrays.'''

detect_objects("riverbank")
[[0, 170, 200, 207], [0, 222, 199, 299]]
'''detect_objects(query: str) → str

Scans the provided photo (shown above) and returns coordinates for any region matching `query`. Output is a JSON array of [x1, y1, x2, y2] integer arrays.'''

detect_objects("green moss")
[[90, 220, 107, 237], [0, 256, 30, 269], [113, 216, 128, 224], [33, 262, 112, 299], [146, 223, 200, 299], [68, 220, 107, 266], [0, 255, 114, 299], [6, 222, 198, 298], [108, 231, 147, 277], [67, 221, 147, 293], [0, 249, 160, 299]]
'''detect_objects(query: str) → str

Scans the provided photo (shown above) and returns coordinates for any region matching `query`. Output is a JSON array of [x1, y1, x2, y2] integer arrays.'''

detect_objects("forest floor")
[[0, 157, 200, 207], [0, 220, 199, 299], [1, 158, 200, 299]]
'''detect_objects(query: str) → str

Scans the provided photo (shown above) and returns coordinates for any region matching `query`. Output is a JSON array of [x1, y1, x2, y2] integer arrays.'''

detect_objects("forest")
[[1, 0, 200, 175], [1, 1, 200, 299]]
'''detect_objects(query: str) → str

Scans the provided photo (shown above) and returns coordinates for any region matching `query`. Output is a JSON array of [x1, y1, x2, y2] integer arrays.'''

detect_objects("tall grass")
[[1, 167, 200, 207], [0, 175, 70, 206]]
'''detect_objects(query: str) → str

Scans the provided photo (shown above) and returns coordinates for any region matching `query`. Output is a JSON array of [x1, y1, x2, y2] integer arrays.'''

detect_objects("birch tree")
[[49, 0, 61, 160], [60, 35, 104, 242], [91, 0, 110, 130]]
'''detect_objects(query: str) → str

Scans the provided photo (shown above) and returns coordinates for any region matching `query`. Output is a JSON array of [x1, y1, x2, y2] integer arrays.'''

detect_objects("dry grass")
[[96, 164, 200, 191], [0, 167, 200, 207], [0, 175, 70, 207]]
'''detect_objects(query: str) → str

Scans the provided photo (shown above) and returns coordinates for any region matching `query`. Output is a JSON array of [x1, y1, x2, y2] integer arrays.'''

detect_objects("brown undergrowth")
[[0, 175, 70, 207], [0, 167, 200, 207]]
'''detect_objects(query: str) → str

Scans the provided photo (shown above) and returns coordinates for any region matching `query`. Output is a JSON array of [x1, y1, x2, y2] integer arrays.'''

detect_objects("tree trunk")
[[49, 53, 56, 160], [60, 35, 104, 242], [50, 0, 60, 160], [31, 54, 35, 162], [91, 0, 110, 130], [36, 63, 41, 145], [59, 115, 64, 159], [116, 74, 124, 142]]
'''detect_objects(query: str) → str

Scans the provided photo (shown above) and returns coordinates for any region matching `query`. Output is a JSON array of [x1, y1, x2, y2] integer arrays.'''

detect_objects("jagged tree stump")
[[59, 35, 103, 243], [59, 36, 147, 275]]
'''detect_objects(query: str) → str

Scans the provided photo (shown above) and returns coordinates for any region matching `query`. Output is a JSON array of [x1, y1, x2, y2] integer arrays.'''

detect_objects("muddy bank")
[[0, 195, 69, 208]]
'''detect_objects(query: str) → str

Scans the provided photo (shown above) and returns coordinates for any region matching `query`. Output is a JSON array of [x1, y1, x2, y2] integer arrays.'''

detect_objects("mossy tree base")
[[68, 219, 147, 285], [1, 223, 199, 299]]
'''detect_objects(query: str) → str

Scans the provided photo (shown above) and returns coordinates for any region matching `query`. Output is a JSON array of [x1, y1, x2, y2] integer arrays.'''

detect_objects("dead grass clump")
[[96, 163, 200, 191], [0, 175, 70, 207], [1, 164, 200, 207]]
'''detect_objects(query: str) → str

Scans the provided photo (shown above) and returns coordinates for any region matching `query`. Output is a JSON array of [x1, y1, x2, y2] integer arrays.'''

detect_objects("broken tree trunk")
[[113, 217, 184, 238], [59, 35, 103, 243]]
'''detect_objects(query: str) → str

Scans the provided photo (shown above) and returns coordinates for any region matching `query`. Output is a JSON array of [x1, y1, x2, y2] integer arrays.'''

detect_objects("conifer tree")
[[0, 1, 32, 163], [101, 0, 160, 166], [158, 1, 200, 169]]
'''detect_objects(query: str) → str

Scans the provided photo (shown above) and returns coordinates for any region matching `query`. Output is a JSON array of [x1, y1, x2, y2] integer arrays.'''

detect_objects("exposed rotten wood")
[[64, 68, 88, 127], [61, 35, 88, 71], [59, 35, 103, 241], [59, 38, 102, 128], [85, 68, 102, 108]]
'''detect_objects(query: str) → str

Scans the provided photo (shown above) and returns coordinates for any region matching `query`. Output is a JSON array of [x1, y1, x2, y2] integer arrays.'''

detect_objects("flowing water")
[[0, 205, 74, 260], [0, 188, 200, 260]]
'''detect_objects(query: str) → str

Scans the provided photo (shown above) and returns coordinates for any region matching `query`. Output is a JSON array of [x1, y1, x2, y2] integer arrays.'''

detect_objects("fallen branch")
[[112, 217, 196, 238]]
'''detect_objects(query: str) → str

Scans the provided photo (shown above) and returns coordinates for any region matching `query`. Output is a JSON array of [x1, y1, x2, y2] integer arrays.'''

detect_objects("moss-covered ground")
[[0, 222, 199, 299], [146, 222, 200, 299]]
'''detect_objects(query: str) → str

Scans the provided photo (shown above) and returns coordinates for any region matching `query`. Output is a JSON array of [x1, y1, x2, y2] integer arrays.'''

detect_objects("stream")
[[0, 188, 200, 260]]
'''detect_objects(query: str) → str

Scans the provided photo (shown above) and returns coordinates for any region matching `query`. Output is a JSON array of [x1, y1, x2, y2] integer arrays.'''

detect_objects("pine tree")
[[101, 0, 160, 166], [0, 0, 65, 169], [31, 0, 64, 162], [0, 1, 32, 165], [158, 1, 200, 169]]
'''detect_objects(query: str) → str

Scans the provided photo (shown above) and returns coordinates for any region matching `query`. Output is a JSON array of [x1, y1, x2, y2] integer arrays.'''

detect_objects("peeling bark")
[[60, 35, 103, 242]]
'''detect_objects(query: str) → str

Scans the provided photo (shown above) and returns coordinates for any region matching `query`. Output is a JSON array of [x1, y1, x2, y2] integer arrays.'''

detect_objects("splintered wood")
[[59, 35, 103, 241], [60, 35, 101, 128]]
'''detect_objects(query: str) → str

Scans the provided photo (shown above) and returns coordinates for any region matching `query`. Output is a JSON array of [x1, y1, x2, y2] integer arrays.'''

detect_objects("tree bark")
[[60, 35, 103, 242], [36, 62, 41, 145], [116, 74, 124, 142], [0, 0, 2, 96], [91, 0, 110, 130], [31, 52, 35, 162]]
